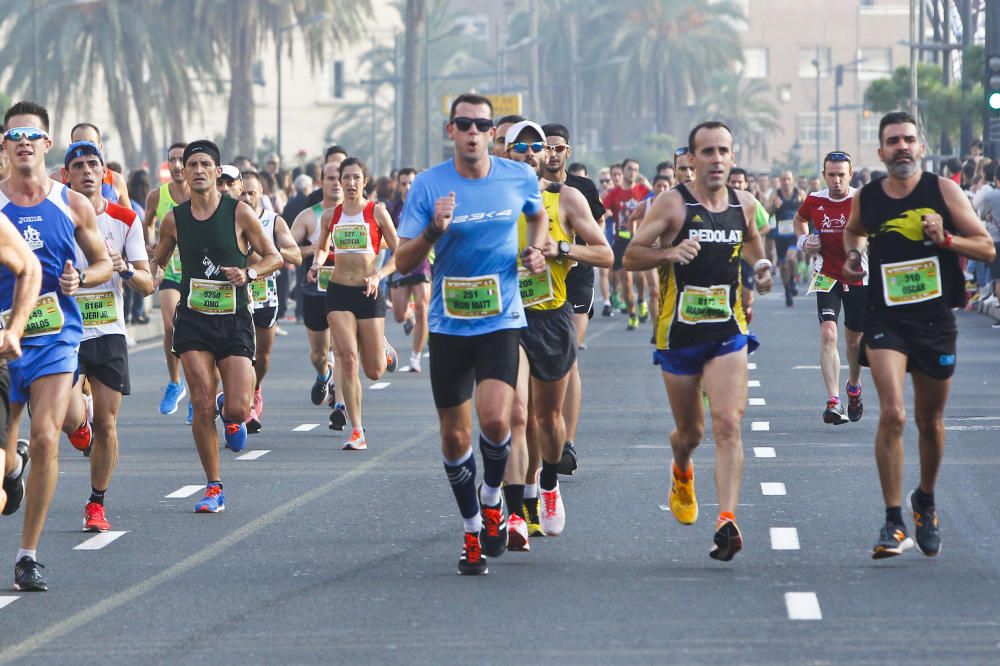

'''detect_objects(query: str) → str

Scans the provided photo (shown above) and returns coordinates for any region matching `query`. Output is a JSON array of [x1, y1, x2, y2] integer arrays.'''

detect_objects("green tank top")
[[174, 197, 250, 313], [157, 183, 183, 281]]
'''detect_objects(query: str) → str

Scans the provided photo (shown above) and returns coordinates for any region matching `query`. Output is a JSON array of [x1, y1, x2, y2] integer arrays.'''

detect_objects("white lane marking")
[[236, 450, 271, 461], [945, 425, 1000, 431], [165, 485, 204, 499], [761, 482, 787, 496], [751, 421, 770, 432], [785, 592, 822, 620], [629, 445, 669, 449], [948, 416, 1000, 421], [292, 424, 319, 432], [793, 366, 848, 371], [0, 597, 18, 610], [771, 528, 800, 550], [748, 379, 760, 387], [369, 382, 391, 390], [748, 397, 766, 406], [747, 362, 757, 370], [398, 366, 411, 372], [75, 531, 128, 551], [753, 446, 776, 458]]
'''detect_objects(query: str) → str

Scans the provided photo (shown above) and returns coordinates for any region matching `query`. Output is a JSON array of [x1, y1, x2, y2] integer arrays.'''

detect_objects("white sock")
[[7, 455, 23, 480], [463, 514, 482, 533], [16, 548, 36, 563], [479, 483, 502, 507], [524, 483, 538, 499]]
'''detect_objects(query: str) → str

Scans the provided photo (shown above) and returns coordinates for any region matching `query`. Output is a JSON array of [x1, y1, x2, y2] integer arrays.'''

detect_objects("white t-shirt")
[[74, 200, 148, 340]]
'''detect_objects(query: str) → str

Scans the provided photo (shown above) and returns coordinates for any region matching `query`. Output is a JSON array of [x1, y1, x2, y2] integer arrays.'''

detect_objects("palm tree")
[[401, 0, 427, 167], [695, 69, 782, 165]]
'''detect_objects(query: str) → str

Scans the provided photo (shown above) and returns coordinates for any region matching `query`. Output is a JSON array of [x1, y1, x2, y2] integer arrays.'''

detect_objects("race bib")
[[777, 219, 795, 236], [318, 266, 335, 292], [75, 290, 119, 327], [677, 284, 732, 324], [518, 265, 553, 308], [333, 223, 369, 251], [443, 275, 502, 319], [250, 278, 271, 304], [187, 278, 236, 315], [2, 292, 64, 338], [881, 256, 942, 306], [807, 272, 837, 294]]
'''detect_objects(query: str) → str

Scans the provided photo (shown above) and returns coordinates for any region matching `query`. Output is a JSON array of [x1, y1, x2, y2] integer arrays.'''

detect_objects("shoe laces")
[[85, 502, 105, 519], [482, 506, 501, 537], [204, 484, 222, 499], [673, 478, 693, 504], [464, 533, 482, 561], [542, 489, 559, 518]]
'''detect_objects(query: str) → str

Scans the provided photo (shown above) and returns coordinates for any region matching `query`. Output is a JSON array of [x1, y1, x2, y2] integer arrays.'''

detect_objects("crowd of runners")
[[0, 93, 994, 588]]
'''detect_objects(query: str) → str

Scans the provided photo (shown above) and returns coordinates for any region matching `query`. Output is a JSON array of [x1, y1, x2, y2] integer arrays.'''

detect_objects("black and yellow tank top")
[[656, 184, 748, 350], [859, 171, 964, 320], [174, 196, 249, 314], [517, 183, 573, 311]]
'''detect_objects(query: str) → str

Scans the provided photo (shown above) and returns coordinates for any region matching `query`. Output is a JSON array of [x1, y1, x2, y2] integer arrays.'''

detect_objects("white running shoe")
[[507, 513, 530, 551], [539, 483, 566, 536], [409, 352, 421, 373]]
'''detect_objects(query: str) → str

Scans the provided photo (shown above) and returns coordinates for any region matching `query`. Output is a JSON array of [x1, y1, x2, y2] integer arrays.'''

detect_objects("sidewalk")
[[969, 296, 1000, 325], [126, 315, 164, 344]]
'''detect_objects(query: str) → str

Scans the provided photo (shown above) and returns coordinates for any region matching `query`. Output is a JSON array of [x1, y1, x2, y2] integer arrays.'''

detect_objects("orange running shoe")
[[83, 502, 110, 532]]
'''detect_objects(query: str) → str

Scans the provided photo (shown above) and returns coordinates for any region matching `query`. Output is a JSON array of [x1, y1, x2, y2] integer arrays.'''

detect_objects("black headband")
[[182, 140, 221, 167]]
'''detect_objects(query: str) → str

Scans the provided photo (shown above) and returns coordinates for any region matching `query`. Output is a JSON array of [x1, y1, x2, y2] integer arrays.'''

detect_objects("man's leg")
[[179, 351, 225, 483], [159, 289, 182, 385], [845, 328, 863, 387], [702, 350, 749, 516], [390, 284, 410, 325], [503, 351, 530, 546], [911, 370, 951, 496], [819, 320, 840, 399], [254, 325, 276, 388], [411, 282, 429, 356], [531, 375, 570, 483], [866, 348, 909, 508]]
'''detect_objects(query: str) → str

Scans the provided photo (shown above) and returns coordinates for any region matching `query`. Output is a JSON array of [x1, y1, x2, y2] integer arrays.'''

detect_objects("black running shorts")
[[325, 282, 386, 320], [390, 273, 430, 288], [78, 334, 131, 394], [612, 236, 629, 270], [815, 283, 867, 332], [171, 306, 256, 361], [159, 279, 182, 293], [520, 304, 577, 382], [565, 264, 595, 317], [859, 309, 957, 380], [303, 293, 328, 332], [252, 305, 278, 330], [428, 328, 520, 408]]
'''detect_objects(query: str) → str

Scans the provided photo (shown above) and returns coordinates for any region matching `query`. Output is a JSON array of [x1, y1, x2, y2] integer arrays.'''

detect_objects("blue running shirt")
[[398, 157, 542, 336], [0, 182, 83, 349]]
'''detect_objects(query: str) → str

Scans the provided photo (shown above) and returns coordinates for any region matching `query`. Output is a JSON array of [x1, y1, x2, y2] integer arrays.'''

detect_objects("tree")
[[400, 0, 427, 167], [695, 69, 782, 166]]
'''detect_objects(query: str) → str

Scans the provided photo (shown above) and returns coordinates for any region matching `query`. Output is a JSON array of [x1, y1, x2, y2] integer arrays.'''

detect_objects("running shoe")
[[458, 532, 488, 575], [310, 371, 331, 405], [326, 381, 337, 409], [558, 442, 578, 475], [610, 293, 621, 312], [872, 521, 914, 559], [216, 393, 247, 452], [709, 518, 744, 561], [637, 301, 649, 323], [253, 386, 264, 418], [409, 352, 422, 373], [342, 427, 367, 451], [403, 316, 414, 336], [159, 380, 186, 415], [507, 513, 530, 552], [14, 557, 47, 592], [67, 420, 93, 452], [846, 382, 864, 422], [523, 499, 544, 537], [539, 483, 566, 536], [186, 401, 194, 425], [329, 403, 348, 431], [626, 314, 638, 331], [274, 325, 288, 336], [83, 501, 110, 532], [668, 463, 698, 525], [194, 483, 225, 513], [2, 439, 29, 516], [478, 487, 507, 558], [601, 303, 613, 317], [246, 406, 262, 435], [909, 491, 941, 556], [823, 399, 849, 425], [385, 340, 398, 373]]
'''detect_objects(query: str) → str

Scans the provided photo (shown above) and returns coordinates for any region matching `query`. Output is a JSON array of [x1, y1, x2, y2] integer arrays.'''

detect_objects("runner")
[[625, 173, 672, 343], [143, 142, 191, 420], [0, 212, 42, 517], [387, 167, 430, 372], [728, 167, 772, 323], [673, 147, 695, 185], [842, 111, 995, 559], [217, 165, 243, 198], [623, 121, 773, 562], [394, 93, 548, 575], [792, 151, 866, 425], [49, 122, 131, 207], [0, 101, 113, 590], [240, 170, 302, 434], [492, 114, 524, 156], [151, 139, 282, 513], [768, 171, 805, 307], [62, 140, 153, 531], [311, 157, 399, 451], [603, 159, 651, 329], [539, 122, 608, 475], [506, 119, 613, 538], [290, 162, 343, 414]]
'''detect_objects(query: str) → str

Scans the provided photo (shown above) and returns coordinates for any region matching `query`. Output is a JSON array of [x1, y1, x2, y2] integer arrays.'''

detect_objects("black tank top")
[[774, 188, 802, 221], [174, 196, 250, 311], [655, 184, 749, 350], [859, 172, 964, 320]]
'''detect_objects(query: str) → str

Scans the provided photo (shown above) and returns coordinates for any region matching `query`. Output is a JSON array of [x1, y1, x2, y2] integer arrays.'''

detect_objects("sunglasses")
[[673, 147, 690, 157], [451, 117, 494, 132], [824, 151, 852, 163], [599, 178, 611, 184], [511, 142, 545, 154], [4, 127, 49, 142], [545, 144, 569, 153]]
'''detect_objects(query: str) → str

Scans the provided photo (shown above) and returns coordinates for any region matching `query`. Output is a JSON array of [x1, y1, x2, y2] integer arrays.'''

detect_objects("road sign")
[[442, 94, 522, 118]]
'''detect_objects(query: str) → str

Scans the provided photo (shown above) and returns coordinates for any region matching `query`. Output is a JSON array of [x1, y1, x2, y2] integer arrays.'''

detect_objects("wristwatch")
[[119, 263, 135, 280], [558, 240, 571, 257], [77, 269, 87, 287], [246, 267, 259, 281]]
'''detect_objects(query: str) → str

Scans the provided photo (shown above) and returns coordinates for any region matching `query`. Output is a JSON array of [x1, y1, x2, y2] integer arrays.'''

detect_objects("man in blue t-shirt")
[[395, 92, 548, 576]]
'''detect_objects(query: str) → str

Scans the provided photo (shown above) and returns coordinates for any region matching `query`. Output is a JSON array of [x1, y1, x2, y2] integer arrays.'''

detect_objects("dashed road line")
[[748, 397, 766, 406], [75, 531, 128, 551], [753, 446, 776, 458], [751, 421, 770, 432], [748, 379, 761, 388], [761, 482, 787, 496], [292, 424, 319, 432], [0, 597, 18, 610], [770, 527, 800, 550], [747, 362, 757, 370], [370, 382, 391, 390], [236, 450, 271, 461], [165, 485, 204, 499], [785, 592, 822, 620]]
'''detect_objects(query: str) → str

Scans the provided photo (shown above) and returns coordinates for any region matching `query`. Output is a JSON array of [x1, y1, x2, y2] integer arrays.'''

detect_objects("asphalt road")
[[0, 289, 998, 665]]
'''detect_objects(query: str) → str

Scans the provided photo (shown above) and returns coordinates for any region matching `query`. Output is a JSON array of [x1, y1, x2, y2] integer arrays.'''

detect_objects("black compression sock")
[[539, 460, 560, 491], [503, 484, 525, 518], [886, 506, 904, 525], [914, 487, 935, 508], [479, 433, 510, 489], [89, 487, 106, 506], [444, 452, 479, 521]]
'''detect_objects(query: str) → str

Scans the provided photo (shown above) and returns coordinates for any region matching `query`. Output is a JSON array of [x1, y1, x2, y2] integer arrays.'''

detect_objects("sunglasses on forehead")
[[673, 146, 690, 157], [510, 142, 545, 154], [4, 127, 49, 142], [824, 151, 852, 163], [451, 116, 494, 132]]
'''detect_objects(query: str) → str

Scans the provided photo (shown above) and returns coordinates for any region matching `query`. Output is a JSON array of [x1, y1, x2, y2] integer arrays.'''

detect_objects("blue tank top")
[[0, 182, 83, 348]]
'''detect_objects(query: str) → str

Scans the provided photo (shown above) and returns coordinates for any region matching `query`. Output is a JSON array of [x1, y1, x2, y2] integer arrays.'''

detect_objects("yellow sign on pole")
[[442, 94, 523, 118]]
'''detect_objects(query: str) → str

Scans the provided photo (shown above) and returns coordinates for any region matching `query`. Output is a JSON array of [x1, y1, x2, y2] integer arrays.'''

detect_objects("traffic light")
[[989, 55, 1000, 111]]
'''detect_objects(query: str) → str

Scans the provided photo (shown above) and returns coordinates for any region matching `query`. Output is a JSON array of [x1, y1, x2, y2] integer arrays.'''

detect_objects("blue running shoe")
[[160, 381, 187, 415], [194, 483, 225, 513], [216, 393, 247, 452], [186, 401, 194, 425]]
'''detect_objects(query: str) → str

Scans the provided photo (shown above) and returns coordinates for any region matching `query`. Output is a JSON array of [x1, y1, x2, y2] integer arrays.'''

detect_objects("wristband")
[[938, 231, 953, 249], [119, 262, 135, 280], [617, 229, 633, 240], [796, 233, 809, 251], [422, 223, 444, 244], [753, 258, 773, 273]]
